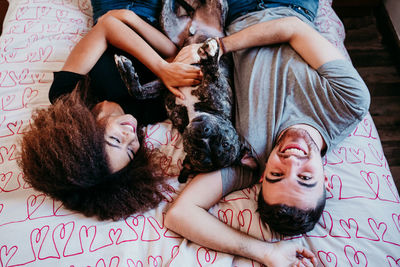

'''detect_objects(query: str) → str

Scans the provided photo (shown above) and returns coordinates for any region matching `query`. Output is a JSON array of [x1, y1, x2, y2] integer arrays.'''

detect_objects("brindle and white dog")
[[116, 0, 257, 182]]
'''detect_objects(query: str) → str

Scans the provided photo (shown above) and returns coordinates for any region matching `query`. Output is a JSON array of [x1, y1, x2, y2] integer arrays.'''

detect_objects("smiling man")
[[258, 125, 329, 235], [165, 3, 370, 266]]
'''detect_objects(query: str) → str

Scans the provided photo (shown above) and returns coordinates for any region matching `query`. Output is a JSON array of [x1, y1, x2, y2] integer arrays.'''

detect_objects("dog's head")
[[178, 113, 259, 183], [182, 113, 241, 172], [161, 0, 228, 48]]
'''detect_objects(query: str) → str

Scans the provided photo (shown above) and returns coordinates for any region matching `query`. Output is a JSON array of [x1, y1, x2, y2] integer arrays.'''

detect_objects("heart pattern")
[[344, 245, 368, 266], [0, 0, 399, 266], [318, 251, 338, 267]]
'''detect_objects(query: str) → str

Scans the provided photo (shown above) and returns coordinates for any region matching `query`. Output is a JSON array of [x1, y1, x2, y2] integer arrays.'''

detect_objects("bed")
[[0, 0, 399, 266]]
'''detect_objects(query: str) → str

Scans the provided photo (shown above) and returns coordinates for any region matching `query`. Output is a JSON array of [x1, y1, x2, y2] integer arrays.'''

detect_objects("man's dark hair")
[[257, 188, 326, 236]]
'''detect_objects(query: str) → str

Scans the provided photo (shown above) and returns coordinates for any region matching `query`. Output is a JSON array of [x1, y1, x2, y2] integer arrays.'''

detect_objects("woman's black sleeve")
[[48, 71, 85, 104]]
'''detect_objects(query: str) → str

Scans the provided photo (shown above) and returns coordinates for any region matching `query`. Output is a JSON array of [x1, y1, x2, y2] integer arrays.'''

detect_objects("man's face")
[[262, 127, 328, 210]]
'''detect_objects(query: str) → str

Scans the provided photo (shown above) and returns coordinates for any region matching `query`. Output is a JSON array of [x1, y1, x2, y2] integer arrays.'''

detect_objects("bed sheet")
[[0, 0, 399, 266]]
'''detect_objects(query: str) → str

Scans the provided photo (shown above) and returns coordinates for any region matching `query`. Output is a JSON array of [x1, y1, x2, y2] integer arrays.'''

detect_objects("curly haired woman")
[[18, 0, 202, 220]]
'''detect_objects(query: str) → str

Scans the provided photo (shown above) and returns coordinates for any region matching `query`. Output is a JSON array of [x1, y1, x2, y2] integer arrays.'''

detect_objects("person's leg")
[[90, 0, 132, 22], [261, 0, 319, 23], [286, 0, 319, 22], [125, 0, 162, 30]]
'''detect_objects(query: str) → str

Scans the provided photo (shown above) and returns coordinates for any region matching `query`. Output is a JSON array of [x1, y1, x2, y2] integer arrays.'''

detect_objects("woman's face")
[[93, 101, 140, 173]]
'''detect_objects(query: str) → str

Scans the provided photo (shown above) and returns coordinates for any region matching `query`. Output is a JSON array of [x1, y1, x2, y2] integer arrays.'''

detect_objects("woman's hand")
[[163, 43, 203, 98], [158, 61, 202, 99], [173, 43, 203, 65], [263, 241, 317, 267]]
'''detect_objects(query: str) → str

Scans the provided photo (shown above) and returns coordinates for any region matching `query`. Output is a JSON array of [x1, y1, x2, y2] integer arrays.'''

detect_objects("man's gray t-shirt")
[[221, 7, 371, 196]]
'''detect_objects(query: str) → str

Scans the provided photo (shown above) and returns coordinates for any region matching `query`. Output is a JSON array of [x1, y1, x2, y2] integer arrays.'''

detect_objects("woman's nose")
[[281, 154, 301, 165], [119, 129, 134, 141]]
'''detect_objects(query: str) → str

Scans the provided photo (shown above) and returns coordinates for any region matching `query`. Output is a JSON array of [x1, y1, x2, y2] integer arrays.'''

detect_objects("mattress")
[[0, 0, 399, 266]]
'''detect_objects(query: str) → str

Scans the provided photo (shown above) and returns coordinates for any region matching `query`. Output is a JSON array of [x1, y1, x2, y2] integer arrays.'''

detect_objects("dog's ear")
[[238, 144, 259, 170], [178, 156, 194, 183], [240, 152, 258, 170]]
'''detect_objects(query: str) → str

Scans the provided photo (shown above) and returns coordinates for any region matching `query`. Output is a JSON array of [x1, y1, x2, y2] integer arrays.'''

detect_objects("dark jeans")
[[227, 0, 318, 25], [90, 0, 162, 29], [260, 1, 317, 22]]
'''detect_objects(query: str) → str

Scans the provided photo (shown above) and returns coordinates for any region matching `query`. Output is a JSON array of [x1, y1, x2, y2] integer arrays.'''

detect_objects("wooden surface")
[[338, 6, 400, 192], [0, 0, 8, 35], [333, 0, 382, 17], [333, 0, 381, 7]]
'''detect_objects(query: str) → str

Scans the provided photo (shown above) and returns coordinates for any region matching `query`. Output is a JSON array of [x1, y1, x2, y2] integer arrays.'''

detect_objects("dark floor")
[[336, 6, 400, 192]]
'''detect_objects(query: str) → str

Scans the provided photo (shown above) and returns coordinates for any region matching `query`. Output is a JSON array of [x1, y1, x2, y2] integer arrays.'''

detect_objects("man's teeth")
[[283, 148, 306, 156]]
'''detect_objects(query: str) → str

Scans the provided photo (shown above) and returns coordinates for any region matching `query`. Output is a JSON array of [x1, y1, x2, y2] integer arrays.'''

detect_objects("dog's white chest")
[[175, 86, 201, 121]]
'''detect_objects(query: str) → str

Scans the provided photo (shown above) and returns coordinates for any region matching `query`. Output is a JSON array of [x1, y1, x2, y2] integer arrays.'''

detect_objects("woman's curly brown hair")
[[18, 89, 169, 220]]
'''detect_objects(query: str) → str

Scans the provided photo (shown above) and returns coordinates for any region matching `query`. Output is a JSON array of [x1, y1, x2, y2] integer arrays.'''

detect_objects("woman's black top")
[[49, 46, 167, 126]]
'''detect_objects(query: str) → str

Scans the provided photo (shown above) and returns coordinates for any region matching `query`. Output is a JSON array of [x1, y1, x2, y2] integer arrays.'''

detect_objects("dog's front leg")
[[165, 93, 190, 133], [115, 54, 165, 99]]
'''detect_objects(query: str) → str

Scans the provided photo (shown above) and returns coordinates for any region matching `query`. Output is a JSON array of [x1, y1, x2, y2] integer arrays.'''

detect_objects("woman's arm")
[[100, 9, 177, 58], [62, 10, 202, 98], [165, 171, 316, 267], [221, 16, 345, 69]]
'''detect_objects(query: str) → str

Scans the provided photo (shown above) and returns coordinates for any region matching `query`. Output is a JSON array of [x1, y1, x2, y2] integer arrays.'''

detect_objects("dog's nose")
[[194, 123, 212, 137]]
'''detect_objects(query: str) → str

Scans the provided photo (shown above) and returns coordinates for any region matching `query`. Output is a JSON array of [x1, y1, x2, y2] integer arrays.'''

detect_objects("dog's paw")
[[114, 54, 143, 97], [198, 38, 219, 60], [115, 54, 164, 99]]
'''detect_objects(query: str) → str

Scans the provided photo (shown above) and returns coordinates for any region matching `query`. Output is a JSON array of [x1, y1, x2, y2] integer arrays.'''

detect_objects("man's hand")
[[158, 61, 202, 99], [264, 241, 317, 267]]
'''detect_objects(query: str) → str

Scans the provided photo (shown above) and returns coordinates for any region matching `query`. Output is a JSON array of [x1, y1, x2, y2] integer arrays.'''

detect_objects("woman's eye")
[[300, 175, 312, 180], [110, 136, 120, 143], [128, 147, 135, 159], [271, 172, 282, 177]]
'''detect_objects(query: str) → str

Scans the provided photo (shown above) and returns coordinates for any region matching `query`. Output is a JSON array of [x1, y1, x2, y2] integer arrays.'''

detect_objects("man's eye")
[[271, 172, 282, 177]]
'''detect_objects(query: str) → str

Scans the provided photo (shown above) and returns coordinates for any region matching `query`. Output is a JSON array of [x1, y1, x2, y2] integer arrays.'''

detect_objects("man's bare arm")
[[165, 171, 316, 266], [221, 16, 345, 69]]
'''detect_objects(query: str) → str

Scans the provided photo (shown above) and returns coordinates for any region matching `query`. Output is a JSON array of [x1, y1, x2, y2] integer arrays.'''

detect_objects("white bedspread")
[[0, 0, 399, 266]]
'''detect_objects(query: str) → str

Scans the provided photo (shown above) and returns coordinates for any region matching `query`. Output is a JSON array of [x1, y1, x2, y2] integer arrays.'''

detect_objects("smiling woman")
[[19, 88, 169, 220], [93, 101, 140, 172], [17, 0, 201, 220]]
